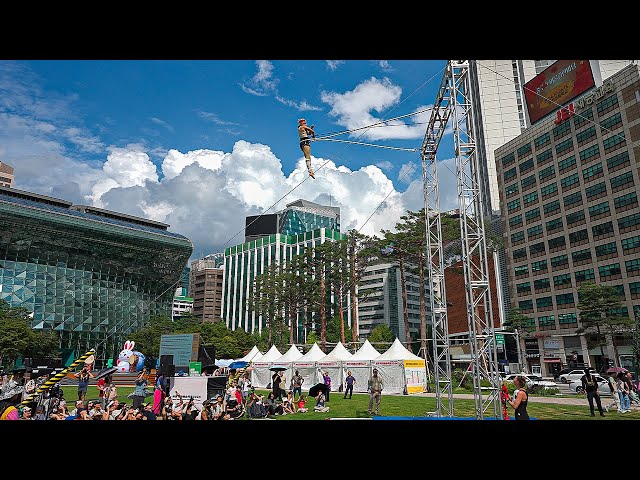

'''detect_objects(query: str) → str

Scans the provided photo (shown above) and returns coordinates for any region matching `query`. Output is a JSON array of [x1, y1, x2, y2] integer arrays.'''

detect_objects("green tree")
[[326, 315, 353, 345], [368, 324, 395, 352], [306, 330, 318, 346], [128, 314, 175, 358], [503, 308, 533, 333], [577, 282, 633, 369], [0, 300, 33, 367]]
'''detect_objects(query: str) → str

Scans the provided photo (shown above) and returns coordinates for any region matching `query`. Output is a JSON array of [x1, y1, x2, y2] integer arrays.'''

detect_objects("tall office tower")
[[190, 255, 224, 322]]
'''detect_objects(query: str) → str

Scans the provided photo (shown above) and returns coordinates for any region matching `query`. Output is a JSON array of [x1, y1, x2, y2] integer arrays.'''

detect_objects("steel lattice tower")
[[423, 60, 502, 419]]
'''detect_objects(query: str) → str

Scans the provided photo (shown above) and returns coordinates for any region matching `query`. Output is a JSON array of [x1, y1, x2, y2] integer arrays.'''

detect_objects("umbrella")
[[308, 383, 329, 398], [228, 361, 248, 370], [269, 365, 288, 372], [606, 367, 627, 374], [95, 367, 118, 380]]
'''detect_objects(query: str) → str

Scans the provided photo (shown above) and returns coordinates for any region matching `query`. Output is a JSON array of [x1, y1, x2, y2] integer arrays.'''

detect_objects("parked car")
[[503, 373, 557, 390], [568, 374, 612, 395], [559, 368, 596, 384]]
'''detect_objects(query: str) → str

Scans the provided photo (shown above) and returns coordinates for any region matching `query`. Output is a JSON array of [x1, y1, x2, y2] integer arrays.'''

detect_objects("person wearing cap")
[[581, 367, 605, 417], [367, 368, 383, 416], [298, 118, 316, 179]]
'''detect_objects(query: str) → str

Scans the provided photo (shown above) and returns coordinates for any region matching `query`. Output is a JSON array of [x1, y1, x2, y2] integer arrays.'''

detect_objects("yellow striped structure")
[[21, 348, 96, 406]]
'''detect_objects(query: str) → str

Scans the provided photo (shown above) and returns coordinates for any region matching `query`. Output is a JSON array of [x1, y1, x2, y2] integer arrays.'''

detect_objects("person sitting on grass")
[[314, 390, 329, 413], [296, 394, 308, 413], [282, 391, 297, 415], [264, 391, 284, 416]]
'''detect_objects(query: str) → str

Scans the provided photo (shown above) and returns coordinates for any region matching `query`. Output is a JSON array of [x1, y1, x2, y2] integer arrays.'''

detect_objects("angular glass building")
[[0, 186, 193, 365]]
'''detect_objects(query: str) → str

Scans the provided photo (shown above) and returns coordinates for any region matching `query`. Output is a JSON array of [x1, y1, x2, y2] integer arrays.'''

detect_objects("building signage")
[[524, 60, 596, 124], [543, 338, 561, 350], [495, 334, 505, 345], [575, 80, 615, 109]]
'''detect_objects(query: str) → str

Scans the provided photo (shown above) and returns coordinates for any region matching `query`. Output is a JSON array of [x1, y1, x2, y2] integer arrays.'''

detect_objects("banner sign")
[[169, 376, 209, 412], [403, 360, 427, 394]]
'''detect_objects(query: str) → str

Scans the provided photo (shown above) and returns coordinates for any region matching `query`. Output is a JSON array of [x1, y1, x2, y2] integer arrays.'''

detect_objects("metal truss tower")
[[423, 60, 502, 419]]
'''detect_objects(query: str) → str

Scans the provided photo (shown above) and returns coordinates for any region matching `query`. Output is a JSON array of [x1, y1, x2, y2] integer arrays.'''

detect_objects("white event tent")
[[251, 345, 282, 388], [237, 346, 263, 363], [270, 345, 303, 389], [343, 340, 381, 393], [317, 342, 353, 392], [292, 343, 326, 390], [373, 338, 427, 394]]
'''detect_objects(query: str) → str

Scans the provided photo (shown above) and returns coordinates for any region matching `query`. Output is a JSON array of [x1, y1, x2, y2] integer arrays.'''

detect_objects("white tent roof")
[[319, 341, 353, 361], [350, 339, 381, 360], [237, 345, 263, 362], [376, 338, 423, 361], [258, 345, 282, 362], [295, 343, 326, 362], [273, 344, 303, 363]]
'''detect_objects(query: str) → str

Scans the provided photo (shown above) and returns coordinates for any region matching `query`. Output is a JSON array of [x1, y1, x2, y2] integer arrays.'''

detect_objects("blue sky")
[[1, 60, 460, 260]]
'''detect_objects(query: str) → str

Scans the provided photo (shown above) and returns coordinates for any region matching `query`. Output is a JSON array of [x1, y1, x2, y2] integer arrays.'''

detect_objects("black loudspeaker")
[[158, 355, 174, 376], [165, 364, 175, 377], [198, 346, 216, 367]]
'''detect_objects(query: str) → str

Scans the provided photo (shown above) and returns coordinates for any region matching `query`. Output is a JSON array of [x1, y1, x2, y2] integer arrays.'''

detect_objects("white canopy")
[[272, 344, 303, 363], [296, 343, 326, 362], [376, 338, 422, 360], [258, 345, 282, 362], [320, 342, 353, 361], [350, 340, 381, 360], [237, 345, 263, 362]]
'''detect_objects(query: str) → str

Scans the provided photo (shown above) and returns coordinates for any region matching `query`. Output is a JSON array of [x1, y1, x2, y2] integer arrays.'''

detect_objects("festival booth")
[[236, 346, 263, 363], [373, 338, 427, 394], [292, 343, 326, 390], [317, 342, 353, 392], [270, 345, 303, 389], [250, 345, 282, 388], [343, 340, 381, 393]]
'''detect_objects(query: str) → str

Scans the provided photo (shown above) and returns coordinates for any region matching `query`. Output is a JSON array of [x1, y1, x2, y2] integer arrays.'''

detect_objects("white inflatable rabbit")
[[116, 340, 135, 373]]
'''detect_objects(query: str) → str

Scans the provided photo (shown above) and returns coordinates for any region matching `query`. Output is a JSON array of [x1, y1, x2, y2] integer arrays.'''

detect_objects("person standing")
[[580, 368, 605, 417], [130, 368, 149, 410], [272, 371, 283, 401], [323, 371, 331, 402], [344, 371, 356, 399], [623, 370, 640, 406], [507, 376, 530, 420], [617, 371, 631, 413], [604, 370, 620, 413], [367, 368, 383, 416], [74, 366, 95, 402], [96, 374, 111, 409], [291, 370, 304, 399]]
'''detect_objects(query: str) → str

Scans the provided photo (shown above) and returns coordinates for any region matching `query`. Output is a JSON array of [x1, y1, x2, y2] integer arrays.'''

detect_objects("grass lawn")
[[61, 386, 638, 420]]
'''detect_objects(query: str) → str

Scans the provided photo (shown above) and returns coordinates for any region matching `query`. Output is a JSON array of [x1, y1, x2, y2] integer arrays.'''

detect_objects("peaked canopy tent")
[[251, 345, 282, 388], [343, 340, 381, 393], [237, 346, 263, 363], [373, 338, 427, 394], [270, 345, 303, 390], [292, 343, 326, 390], [317, 342, 353, 392]]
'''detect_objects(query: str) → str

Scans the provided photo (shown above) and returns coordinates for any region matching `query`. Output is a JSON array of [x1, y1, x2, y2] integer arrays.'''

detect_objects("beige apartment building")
[[189, 255, 224, 322], [0, 162, 14, 188]]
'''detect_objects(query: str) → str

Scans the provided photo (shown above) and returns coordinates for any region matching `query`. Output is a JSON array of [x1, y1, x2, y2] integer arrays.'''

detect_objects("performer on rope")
[[298, 118, 316, 179]]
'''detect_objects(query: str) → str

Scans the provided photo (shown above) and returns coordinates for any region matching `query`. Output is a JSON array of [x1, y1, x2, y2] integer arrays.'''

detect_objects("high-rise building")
[[0, 161, 14, 188], [172, 287, 194, 320], [495, 64, 640, 377], [190, 255, 224, 322], [180, 266, 190, 296], [244, 199, 340, 242], [0, 185, 192, 365]]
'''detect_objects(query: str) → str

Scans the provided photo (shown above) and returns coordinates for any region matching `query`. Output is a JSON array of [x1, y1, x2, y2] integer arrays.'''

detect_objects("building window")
[[600, 112, 622, 131], [519, 158, 534, 174], [521, 175, 536, 189], [541, 182, 558, 198], [558, 155, 577, 173], [516, 282, 531, 294], [614, 192, 638, 210], [595, 242, 617, 257], [534, 278, 550, 290], [507, 199, 521, 213], [569, 229, 589, 245], [609, 307, 629, 318], [598, 263, 621, 279], [603, 132, 626, 153], [556, 293, 574, 305], [546, 218, 564, 233], [505, 182, 519, 197], [555, 138, 574, 155], [560, 173, 580, 190], [552, 121, 572, 140], [511, 231, 525, 244], [618, 212, 640, 231], [536, 148, 553, 166], [575, 268, 595, 283], [517, 143, 532, 158], [573, 107, 593, 128], [543, 200, 561, 216], [509, 215, 523, 228], [538, 165, 555, 182], [504, 167, 517, 182], [579, 144, 600, 163], [515, 265, 529, 277], [531, 260, 548, 273], [523, 191, 538, 206], [626, 259, 640, 273], [622, 235, 640, 252], [548, 235, 566, 250], [530, 242, 546, 256], [527, 224, 543, 239], [553, 273, 572, 287], [536, 296, 553, 308], [572, 248, 592, 263], [519, 299, 533, 311], [563, 191, 582, 208], [538, 315, 556, 330], [525, 207, 541, 222], [596, 94, 619, 116], [551, 254, 569, 268], [576, 126, 597, 145], [502, 152, 516, 167], [559, 312, 578, 326], [630, 282, 640, 296], [585, 182, 607, 199], [534, 133, 551, 149], [592, 221, 614, 238], [567, 210, 586, 226], [582, 162, 603, 183], [513, 247, 527, 259], [606, 151, 630, 172], [610, 171, 634, 192], [588, 201, 610, 218]]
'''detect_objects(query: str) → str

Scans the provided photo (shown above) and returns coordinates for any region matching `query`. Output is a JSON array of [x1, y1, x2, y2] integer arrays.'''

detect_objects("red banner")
[[524, 60, 595, 124]]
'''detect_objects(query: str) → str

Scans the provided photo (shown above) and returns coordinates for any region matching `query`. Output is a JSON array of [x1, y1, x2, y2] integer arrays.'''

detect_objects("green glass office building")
[[0, 186, 193, 365]]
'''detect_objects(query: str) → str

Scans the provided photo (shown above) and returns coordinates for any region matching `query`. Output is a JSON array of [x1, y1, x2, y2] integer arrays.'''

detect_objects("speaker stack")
[[158, 354, 175, 377]]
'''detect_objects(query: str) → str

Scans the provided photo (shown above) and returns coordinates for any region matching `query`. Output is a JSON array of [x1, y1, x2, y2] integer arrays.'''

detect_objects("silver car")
[[568, 374, 613, 395], [503, 373, 558, 390]]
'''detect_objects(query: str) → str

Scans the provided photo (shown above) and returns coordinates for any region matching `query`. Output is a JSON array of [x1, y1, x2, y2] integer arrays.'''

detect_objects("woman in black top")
[[507, 376, 530, 420]]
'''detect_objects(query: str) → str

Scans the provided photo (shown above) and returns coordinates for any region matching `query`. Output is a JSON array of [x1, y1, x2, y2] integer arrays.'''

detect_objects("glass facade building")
[[0, 187, 192, 365]]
